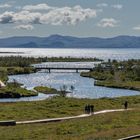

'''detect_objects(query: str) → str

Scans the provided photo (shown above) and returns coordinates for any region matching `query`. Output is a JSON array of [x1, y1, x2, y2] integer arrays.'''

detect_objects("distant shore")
[[0, 52, 24, 54]]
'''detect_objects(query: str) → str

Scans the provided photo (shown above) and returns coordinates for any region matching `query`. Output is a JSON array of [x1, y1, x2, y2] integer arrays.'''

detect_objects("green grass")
[[0, 83, 38, 98], [34, 86, 60, 94], [0, 109, 139, 139], [95, 80, 140, 91], [0, 96, 139, 139], [0, 95, 139, 121]]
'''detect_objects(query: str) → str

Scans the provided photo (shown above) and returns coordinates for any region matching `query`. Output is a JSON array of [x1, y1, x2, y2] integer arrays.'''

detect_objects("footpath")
[[16, 109, 132, 125]]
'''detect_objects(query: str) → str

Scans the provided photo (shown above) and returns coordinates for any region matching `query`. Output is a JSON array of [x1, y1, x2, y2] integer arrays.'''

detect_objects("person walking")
[[87, 104, 90, 114], [85, 105, 88, 114], [90, 105, 94, 114], [124, 101, 128, 109]]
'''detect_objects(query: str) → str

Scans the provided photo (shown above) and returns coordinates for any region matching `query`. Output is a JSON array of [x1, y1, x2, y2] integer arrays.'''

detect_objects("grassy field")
[[0, 111, 139, 140], [0, 96, 140, 121], [0, 96, 139, 139]]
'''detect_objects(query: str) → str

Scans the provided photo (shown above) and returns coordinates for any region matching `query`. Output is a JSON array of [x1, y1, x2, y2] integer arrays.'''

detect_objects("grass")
[[95, 80, 140, 91], [0, 95, 139, 139], [0, 109, 139, 139], [0, 95, 139, 121], [34, 86, 60, 94], [0, 83, 38, 98]]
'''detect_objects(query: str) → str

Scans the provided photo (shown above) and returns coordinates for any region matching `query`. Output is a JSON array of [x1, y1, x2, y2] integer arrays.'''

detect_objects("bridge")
[[34, 65, 94, 73]]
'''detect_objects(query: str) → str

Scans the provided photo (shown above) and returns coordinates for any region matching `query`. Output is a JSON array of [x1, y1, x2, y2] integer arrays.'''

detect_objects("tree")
[[60, 85, 67, 97]]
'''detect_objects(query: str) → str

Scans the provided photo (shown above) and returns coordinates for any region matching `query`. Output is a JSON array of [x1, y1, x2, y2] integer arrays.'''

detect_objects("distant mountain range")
[[0, 35, 140, 48]]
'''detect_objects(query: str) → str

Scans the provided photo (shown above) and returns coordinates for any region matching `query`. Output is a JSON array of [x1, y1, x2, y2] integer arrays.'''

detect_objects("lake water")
[[0, 48, 139, 102], [8, 62, 140, 100], [0, 48, 140, 60]]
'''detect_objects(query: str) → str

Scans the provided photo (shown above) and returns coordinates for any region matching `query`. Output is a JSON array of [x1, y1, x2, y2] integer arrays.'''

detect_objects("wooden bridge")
[[34, 65, 93, 73]]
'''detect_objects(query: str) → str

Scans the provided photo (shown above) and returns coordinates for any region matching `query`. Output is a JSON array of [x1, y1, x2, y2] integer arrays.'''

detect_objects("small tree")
[[60, 85, 67, 97]]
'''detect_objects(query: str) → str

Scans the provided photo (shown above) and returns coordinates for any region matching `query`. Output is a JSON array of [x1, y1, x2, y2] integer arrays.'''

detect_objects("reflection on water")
[[0, 93, 55, 103], [8, 71, 140, 99], [0, 48, 140, 60]]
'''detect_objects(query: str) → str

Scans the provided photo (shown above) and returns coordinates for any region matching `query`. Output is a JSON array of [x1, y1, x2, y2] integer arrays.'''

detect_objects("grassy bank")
[[81, 59, 140, 91], [95, 80, 140, 91], [0, 96, 139, 139], [34, 86, 60, 94], [0, 83, 37, 98]]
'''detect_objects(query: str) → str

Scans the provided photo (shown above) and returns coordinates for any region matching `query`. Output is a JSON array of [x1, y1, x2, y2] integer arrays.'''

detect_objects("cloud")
[[0, 4, 97, 25], [23, 3, 52, 11], [0, 11, 14, 23], [0, 3, 12, 8], [111, 4, 123, 10], [14, 24, 34, 30], [97, 18, 119, 28], [0, 11, 41, 24], [40, 6, 97, 25], [97, 3, 108, 8], [133, 25, 140, 30]]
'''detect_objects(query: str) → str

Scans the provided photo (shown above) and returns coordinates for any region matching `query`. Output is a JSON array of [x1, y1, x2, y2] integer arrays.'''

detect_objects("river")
[[7, 62, 140, 101], [0, 48, 139, 102]]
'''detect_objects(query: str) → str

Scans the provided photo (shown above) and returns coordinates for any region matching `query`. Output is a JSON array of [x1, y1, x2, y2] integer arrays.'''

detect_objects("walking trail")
[[16, 108, 132, 125]]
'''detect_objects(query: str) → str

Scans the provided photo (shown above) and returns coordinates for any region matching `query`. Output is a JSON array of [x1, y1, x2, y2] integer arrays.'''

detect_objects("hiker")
[[85, 105, 88, 114], [87, 104, 90, 114], [90, 105, 94, 114], [124, 101, 128, 109]]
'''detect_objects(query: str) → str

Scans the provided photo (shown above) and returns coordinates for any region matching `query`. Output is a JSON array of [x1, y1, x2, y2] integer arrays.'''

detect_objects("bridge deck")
[[34, 65, 94, 73], [35, 67, 93, 70]]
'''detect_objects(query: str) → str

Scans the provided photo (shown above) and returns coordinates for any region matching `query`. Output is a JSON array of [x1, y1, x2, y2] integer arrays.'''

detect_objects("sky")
[[0, 0, 140, 38]]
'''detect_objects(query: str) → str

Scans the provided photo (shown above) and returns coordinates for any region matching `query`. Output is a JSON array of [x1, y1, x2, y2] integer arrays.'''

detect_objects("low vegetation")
[[81, 59, 140, 91], [47, 57, 102, 62], [0, 82, 37, 98], [0, 95, 139, 139], [34, 86, 60, 94]]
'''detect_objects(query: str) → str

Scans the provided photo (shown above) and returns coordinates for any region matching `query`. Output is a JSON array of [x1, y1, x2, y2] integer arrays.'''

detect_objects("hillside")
[[0, 35, 140, 48]]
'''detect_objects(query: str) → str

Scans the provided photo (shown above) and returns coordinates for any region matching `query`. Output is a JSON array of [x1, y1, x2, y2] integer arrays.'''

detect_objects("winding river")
[[3, 61, 139, 102], [0, 48, 139, 102]]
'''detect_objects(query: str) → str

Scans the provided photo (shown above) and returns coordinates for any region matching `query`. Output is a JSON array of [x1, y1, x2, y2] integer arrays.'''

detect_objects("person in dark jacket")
[[124, 101, 128, 109], [85, 105, 88, 114], [87, 104, 90, 114], [90, 105, 94, 114]]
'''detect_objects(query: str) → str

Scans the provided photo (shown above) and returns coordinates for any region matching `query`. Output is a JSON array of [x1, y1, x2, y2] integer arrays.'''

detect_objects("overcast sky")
[[0, 0, 140, 38]]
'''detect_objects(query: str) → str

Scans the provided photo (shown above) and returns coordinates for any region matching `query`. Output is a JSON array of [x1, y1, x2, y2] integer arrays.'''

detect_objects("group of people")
[[84, 101, 128, 115], [85, 104, 94, 114]]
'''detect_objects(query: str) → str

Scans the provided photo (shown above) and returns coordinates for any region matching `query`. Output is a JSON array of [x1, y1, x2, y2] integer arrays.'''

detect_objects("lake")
[[0, 48, 140, 60]]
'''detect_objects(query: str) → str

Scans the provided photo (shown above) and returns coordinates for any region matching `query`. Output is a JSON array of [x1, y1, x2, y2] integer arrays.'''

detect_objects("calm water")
[[0, 48, 140, 102], [0, 93, 55, 102], [8, 63, 140, 100], [0, 48, 140, 60]]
